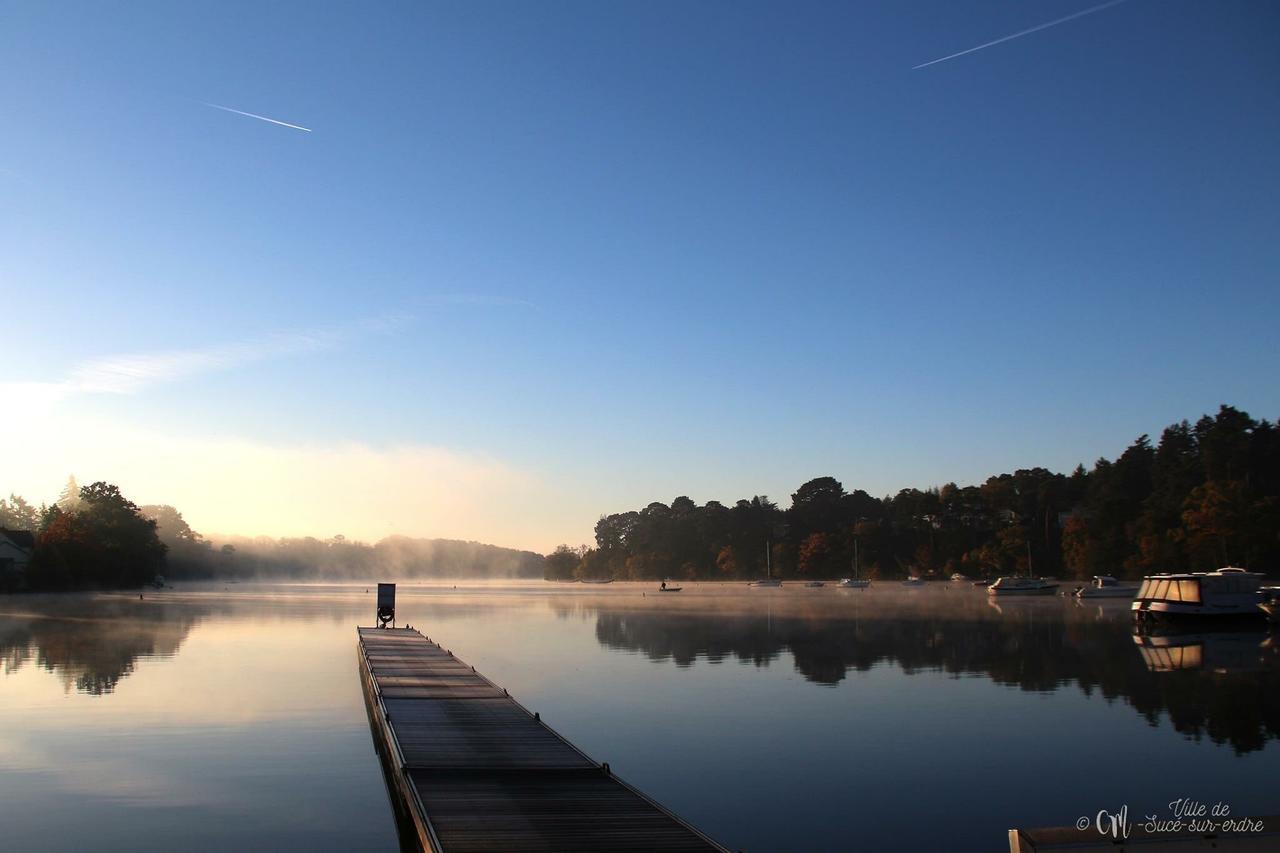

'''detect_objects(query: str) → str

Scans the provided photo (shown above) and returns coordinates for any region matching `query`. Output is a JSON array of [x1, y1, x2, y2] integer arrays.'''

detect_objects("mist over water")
[[1, 582, 1277, 851]]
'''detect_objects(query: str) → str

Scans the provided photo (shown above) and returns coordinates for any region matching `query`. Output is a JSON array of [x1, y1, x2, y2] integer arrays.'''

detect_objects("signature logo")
[[1076, 800, 1264, 838], [1076, 806, 1130, 839]]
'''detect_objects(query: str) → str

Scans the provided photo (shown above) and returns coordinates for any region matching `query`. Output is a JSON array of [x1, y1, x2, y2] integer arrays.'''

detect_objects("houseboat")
[[1131, 568, 1265, 619]]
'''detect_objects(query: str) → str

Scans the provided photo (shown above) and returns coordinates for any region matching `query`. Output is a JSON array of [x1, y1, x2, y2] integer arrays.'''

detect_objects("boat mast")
[[765, 532, 773, 581]]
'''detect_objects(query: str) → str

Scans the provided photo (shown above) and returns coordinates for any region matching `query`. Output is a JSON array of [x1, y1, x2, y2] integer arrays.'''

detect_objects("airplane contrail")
[[913, 0, 1129, 70], [203, 102, 312, 132]]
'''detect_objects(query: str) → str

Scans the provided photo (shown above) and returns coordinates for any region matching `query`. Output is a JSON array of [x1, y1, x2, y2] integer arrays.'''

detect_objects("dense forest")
[[5, 403, 1276, 590], [545, 405, 1280, 582], [0, 479, 542, 591]]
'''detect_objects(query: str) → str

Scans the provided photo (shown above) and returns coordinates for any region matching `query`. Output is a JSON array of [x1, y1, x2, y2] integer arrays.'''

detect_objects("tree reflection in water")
[[574, 589, 1280, 754], [0, 596, 197, 694], [1, 585, 1277, 755]]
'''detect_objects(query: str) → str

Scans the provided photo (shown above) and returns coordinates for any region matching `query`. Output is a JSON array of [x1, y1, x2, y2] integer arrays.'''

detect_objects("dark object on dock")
[[377, 583, 396, 627], [358, 627, 727, 852]]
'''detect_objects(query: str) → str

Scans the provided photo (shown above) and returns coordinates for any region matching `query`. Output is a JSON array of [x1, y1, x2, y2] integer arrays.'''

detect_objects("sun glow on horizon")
[[4, 413, 589, 553]]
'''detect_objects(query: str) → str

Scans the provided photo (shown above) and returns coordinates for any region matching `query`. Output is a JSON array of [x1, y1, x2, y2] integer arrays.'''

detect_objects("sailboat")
[[751, 534, 782, 587], [838, 539, 870, 588], [987, 542, 1059, 596]]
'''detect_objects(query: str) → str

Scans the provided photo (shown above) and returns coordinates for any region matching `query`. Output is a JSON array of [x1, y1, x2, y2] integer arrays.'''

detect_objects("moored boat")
[[1075, 575, 1139, 599], [804, 581, 825, 588], [901, 576, 925, 586], [838, 539, 871, 588], [987, 576, 1059, 596], [988, 542, 1058, 596], [752, 533, 783, 587], [1131, 568, 1266, 619]]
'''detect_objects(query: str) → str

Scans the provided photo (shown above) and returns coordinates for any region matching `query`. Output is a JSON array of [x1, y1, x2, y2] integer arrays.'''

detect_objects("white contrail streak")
[[203, 102, 312, 132], [913, 0, 1129, 69]]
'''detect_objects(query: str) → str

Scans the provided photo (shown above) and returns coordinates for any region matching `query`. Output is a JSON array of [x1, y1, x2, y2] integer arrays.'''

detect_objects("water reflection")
[[0, 587, 400, 695], [0, 596, 197, 694], [0, 586, 402, 853], [3, 584, 1279, 755], [1133, 626, 1279, 673], [1, 583, 1277, 853], [565, 587, 1280, 754]]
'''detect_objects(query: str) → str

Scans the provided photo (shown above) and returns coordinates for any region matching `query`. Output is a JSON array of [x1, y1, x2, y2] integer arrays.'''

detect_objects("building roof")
[[0, 528, 35, 549]]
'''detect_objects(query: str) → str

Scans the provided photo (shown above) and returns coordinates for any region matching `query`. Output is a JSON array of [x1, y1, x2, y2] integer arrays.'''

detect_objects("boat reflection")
[[1132, 624, 1279, 673]]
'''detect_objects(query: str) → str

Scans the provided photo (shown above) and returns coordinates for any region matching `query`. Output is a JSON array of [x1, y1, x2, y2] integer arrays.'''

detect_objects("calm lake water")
[[2, 581, 1278, 851]]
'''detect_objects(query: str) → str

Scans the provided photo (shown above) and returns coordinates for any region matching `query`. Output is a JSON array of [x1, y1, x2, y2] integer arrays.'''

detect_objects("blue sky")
[[3, 1, 1278, 549]]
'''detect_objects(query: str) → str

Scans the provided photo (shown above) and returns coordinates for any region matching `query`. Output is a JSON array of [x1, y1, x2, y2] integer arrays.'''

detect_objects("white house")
[[0, 528, 35, 582]]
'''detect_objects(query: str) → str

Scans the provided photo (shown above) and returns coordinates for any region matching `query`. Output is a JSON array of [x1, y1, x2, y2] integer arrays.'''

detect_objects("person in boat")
[[660, 581, 667, 590]]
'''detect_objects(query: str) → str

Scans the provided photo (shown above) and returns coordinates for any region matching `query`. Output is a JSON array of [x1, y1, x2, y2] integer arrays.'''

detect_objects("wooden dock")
[[358, 626, 729, 852]]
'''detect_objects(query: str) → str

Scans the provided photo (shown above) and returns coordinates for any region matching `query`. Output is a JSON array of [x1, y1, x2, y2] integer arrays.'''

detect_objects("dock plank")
[[358, 626, 726, 852]]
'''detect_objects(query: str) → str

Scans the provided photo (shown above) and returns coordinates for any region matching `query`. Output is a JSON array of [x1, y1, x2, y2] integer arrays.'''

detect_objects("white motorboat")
[[987, 576, 1059, 596], [838, 540, 871, 588], [1132, 568, 1266, 619], [1075, 575, 1139, 599], [901, 576, 925, 587], [949, 573, 967, 582]]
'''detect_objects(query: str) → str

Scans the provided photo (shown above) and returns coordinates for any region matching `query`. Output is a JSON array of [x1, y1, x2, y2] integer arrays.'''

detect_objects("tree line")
[[544, 404, 1280, 582], [1, 478, 543, 591], [1, 479, 168, 590]]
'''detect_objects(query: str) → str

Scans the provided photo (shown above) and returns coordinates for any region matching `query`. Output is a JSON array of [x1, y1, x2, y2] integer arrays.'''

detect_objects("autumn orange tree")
[[30, 482, 166, 590]]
